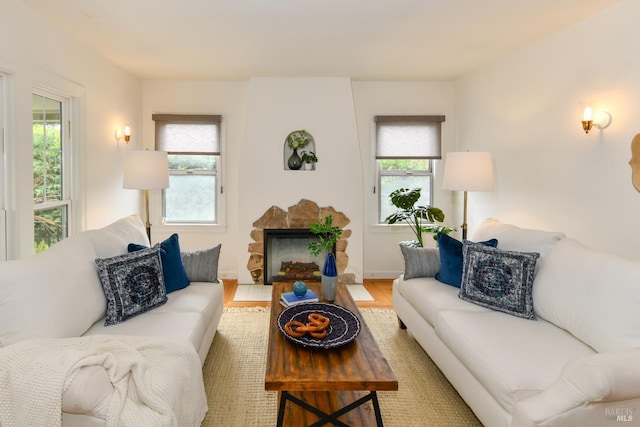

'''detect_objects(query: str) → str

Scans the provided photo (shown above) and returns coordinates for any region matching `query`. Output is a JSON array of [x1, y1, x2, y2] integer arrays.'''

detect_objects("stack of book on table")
[[280, 289, 319, 307]]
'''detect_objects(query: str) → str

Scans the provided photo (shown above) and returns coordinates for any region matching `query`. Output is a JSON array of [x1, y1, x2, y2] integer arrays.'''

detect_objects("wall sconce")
[[581, 107, 612, 134], [115, 123, 132, 143]]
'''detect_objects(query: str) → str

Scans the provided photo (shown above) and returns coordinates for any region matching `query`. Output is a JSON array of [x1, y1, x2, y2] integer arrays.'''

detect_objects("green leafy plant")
[[384, 188, 452, 247], [286, 130, 313, 150], [300, 151, 318, 164], [308, 215, 343, 257]]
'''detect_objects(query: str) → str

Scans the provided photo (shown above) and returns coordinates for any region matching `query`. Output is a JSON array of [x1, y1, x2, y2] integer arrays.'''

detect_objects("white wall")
[[455, 0, 640, 259], [145, 77, 366, 283], [237, 78, 363, 284], [1, 0, 142, 258], [142, 80, 249, 280], [144, 78, 457, 281], [352, 81, 457, 277]]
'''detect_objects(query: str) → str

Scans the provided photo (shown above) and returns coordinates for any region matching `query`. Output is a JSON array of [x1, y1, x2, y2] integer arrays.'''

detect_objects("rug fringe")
[[359, 307, 394, 314], [224, 306, 270, 313], [223, 306, 394, 314]]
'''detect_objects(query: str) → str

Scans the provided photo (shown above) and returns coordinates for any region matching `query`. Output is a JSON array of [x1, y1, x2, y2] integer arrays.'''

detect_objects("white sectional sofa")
[[393, 218, 640, 427], [0, 215, 224, 426]]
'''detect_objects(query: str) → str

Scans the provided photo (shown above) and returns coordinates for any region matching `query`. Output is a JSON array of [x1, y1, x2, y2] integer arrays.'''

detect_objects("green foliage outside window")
[[168, 154, 216, 171], [378, 159, 430, 171], [165, 154, 218, 223], [33, 95, 65, 253]]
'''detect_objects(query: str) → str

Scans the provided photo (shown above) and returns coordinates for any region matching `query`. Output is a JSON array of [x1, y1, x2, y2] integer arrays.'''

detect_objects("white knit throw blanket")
[[0, 335, 208, 427]]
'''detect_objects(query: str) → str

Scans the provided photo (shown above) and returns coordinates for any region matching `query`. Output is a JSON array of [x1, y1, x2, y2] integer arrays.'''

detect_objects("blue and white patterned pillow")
[[459, 242, 540, 320], [95, 247, 168, 326]]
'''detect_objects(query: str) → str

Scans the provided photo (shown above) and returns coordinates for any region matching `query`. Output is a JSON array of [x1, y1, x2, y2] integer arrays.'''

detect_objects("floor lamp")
[[123, 150, 170, 241], [442, 152, 494, 240]]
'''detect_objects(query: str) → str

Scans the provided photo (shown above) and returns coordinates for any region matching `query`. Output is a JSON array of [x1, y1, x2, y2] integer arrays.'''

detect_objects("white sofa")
[[393, 218, 640, 427], [0, 215, 224, 426]]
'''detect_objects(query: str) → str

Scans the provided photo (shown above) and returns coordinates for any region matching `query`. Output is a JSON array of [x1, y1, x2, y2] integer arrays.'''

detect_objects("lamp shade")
[[442, 151, 494, 192], [123, 150, 170, 190]]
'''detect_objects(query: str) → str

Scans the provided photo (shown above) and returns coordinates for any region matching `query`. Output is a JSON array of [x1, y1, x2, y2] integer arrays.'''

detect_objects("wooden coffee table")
[[265, 282, 398, 426]]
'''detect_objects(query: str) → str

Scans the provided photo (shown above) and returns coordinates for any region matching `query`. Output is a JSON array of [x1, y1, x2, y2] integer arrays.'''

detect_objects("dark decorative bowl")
[[277, 302, 361, 349]]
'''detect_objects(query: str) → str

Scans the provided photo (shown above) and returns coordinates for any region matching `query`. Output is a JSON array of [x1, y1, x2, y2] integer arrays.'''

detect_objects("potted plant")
[[300, 151, 318, 170], [286, 130, 313, 170], [286, 130, 313, 150], [384, 188, 453, 247], [308, 215, 343, 301]]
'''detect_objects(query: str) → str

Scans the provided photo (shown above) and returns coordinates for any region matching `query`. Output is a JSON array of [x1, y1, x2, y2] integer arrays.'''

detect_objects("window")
[[33, 92, 70, 252], [153, 114, 221, 224], [375, 115, 445, 223]]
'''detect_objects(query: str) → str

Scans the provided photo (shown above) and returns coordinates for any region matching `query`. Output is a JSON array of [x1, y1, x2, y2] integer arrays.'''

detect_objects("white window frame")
[[32, 89, 72, 250], [153, 114, 222, 226], [374, 115, 444, 224], [0, 75, 5, 261]]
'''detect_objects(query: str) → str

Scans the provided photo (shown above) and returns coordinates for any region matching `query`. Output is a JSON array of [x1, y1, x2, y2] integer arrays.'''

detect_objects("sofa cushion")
[[460, 243, 539, 320], [435, 233, 498, 287], [154, 282, 220, 323], [86, 215, 150, 259], [399, 245, 439, 279], [396, 276, 489, 326], [83, 311, 206, 353], [533, 238, 640, 353], [129, 233, 190, 293], [472, 218, 564, 270], [181, 244, 222, 283], [95, 247, 168, 326], [0, 234, 105, 347], [435, 310, 595, 413]]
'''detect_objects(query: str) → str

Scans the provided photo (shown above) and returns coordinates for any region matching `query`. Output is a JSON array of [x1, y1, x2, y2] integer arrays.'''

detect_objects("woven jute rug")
[[201, 307, 481, 426]]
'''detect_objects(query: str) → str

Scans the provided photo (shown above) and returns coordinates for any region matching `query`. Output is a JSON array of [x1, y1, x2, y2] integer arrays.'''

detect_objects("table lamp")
[[442, 152, 494, 240], [123, 150, 170, 240]]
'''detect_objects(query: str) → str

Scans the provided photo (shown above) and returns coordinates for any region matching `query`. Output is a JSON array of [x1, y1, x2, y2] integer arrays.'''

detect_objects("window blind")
[[375, 115, 445, 160], [152, 114, 221, 155]]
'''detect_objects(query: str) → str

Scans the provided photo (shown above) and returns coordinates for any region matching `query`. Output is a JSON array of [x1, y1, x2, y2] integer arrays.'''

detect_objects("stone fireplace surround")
[[247, 199, 354, 284]]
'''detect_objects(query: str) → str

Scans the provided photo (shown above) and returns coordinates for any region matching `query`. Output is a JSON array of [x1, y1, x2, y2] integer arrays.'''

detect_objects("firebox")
[[263, 228, 336, 285]]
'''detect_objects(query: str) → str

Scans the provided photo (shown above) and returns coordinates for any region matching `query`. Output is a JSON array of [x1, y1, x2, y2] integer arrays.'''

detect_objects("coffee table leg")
[[277, 391, 288, 427], [278, 391, 383, 427], [371, 391, 384, 426]]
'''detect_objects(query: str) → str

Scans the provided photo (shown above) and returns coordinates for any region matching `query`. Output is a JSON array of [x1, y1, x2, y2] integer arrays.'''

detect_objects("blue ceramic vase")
[[292, 281, 307, 297], [321, 252, 338, 301]]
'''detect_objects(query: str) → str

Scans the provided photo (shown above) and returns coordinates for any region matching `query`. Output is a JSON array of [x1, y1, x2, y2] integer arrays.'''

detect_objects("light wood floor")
[[223, 279, 394, 310]]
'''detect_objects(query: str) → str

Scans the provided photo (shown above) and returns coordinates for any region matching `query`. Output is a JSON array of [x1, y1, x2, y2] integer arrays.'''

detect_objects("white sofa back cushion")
[[86, 215, 150, 258], [533, 238, 640, 353], [0, 234, 105, 347], [472, 218, 565, 269]]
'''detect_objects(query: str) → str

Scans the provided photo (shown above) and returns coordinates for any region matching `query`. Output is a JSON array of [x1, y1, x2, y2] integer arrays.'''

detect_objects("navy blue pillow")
[[128, 233, 190, 293], [435, 233, 498, 288]]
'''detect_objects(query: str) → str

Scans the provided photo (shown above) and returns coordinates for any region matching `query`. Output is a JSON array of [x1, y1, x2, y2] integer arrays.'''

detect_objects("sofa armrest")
[[512, 348, 640, 426], [62, 366, 113, 419]]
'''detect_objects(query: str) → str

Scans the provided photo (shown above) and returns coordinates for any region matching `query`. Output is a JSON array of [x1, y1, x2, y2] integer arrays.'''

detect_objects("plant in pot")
[[286, 130, 313, 170], [300, 151, 318, 170], [384, 188, 453, 247], [308, 215, 343, 302]]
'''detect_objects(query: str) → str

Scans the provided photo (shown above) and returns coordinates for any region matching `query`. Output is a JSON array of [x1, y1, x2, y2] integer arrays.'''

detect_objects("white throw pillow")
[[533, 238, 640, 353], [86, 215, 150, 258], [0, 234, 105, 346], [472, 218, 565, 269]]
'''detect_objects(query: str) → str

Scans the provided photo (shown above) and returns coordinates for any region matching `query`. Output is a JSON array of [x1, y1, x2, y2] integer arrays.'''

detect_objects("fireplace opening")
[[263, 228, 335, 285]]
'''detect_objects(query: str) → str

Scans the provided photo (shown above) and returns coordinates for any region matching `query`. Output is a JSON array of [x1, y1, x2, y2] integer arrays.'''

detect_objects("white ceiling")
[[20, 0, 621, 81]]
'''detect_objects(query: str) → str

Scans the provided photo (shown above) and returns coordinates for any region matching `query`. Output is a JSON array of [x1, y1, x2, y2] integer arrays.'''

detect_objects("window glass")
[[165, 154, 217, 222], [379, 159, 432, 221], [375, 116, 443, 223], [33, 92, 69, 252], [153, 115, 221, 224]]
